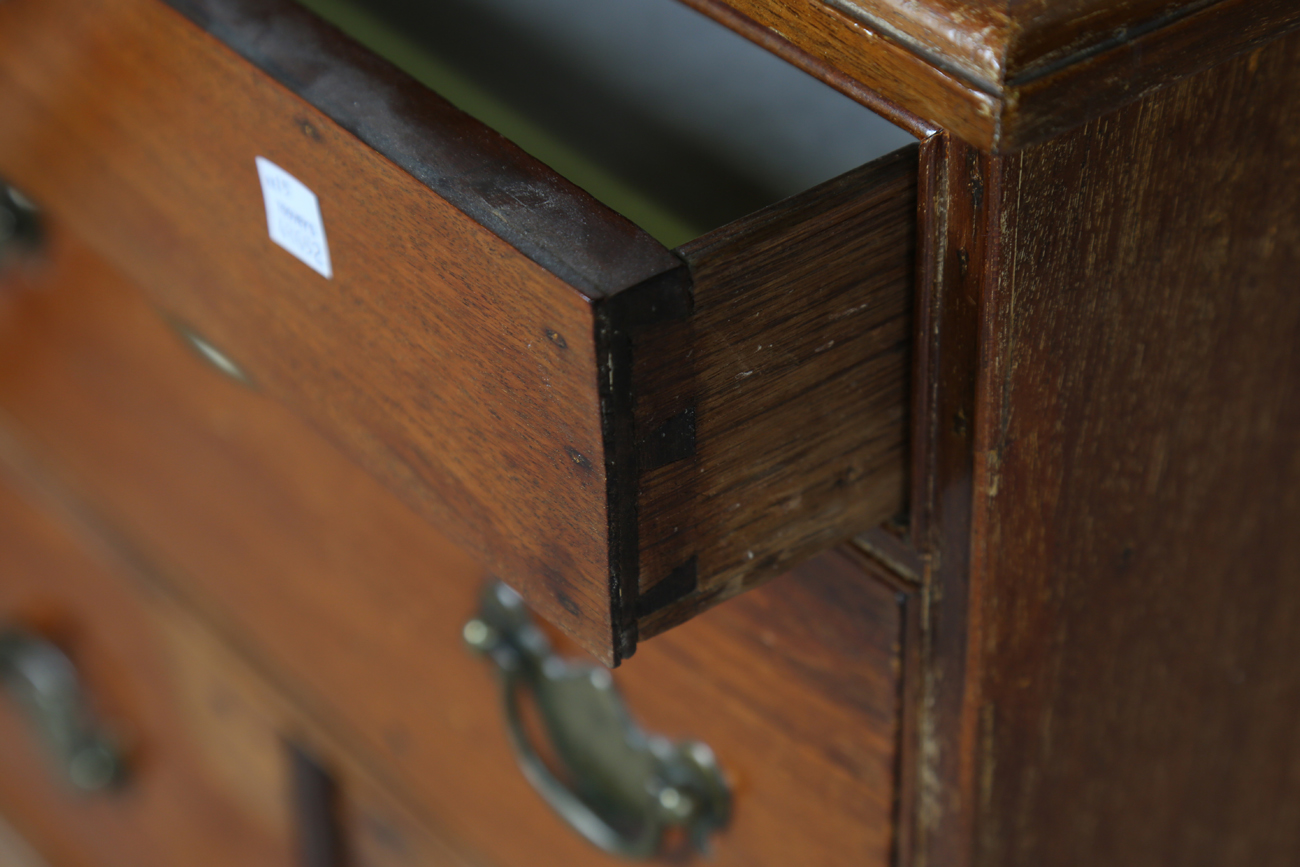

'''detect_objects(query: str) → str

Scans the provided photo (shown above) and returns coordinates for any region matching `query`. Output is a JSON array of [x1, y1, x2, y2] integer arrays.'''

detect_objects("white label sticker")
[[255, 156, 333, 279]]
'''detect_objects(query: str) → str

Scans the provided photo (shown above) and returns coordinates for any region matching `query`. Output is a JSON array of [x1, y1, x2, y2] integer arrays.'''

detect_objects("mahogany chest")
[[0, 0, 1297, 865]]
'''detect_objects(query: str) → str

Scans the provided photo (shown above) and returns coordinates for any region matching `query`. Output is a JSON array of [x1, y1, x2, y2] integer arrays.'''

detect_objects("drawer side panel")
[[634, 146, 917, 639]]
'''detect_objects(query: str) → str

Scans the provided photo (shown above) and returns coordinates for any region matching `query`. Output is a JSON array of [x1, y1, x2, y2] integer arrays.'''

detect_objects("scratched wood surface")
[[942, 31, 1300, 867], [0, 228, 907, 867]]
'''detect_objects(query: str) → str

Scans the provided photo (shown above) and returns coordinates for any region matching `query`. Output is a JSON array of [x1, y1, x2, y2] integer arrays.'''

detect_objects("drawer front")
[[0, 450, 477, 867], [0, 230, 910, 866], [0, 0, 916, 662], [0, 465, 296, 867]]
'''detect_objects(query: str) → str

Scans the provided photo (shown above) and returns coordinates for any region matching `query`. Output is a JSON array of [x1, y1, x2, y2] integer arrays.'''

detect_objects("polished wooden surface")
[[0, 463, 295, 867], [0, 0, 916, 663], [911, 29, 1300, 867], [908, 132, 988, 867], [0, 231, 908, 866], [683, 0, 1300, 150], [813, 0, 1278, 83], [974, 31, 1300, 865], [0, 0, 623, 658]]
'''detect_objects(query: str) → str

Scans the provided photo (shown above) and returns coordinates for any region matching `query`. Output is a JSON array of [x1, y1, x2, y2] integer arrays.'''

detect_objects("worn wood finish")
[[681, 0, 1300, 151], [0, 0, 915, 662], [632, 148, 915, 638], [813, 0, 1249, 83], [0, 230, 908, 867], [1003, 0, 1300, 149], [953, 32, 1300, 867], [913, 133, 997, 867], [0, 463, 296, 867]]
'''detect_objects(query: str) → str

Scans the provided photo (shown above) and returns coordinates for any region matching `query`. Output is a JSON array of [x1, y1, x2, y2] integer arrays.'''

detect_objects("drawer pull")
[[169, 321, 252, 385], [0, 629, 123, 792], [0, 183, 42, 269], [465, 583, 730, 859]]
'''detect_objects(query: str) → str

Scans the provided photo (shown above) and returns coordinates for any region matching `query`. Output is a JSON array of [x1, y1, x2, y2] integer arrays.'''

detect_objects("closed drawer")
[[0, 462, 296, 867], [0, 443, 483, 867], [0, 228, 913, 865], [0, 0, 918, 663]]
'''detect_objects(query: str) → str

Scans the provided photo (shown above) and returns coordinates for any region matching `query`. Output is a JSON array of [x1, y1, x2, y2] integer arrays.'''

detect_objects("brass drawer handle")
[[465, 583, 730, 859], [0, 629, 123, 792]]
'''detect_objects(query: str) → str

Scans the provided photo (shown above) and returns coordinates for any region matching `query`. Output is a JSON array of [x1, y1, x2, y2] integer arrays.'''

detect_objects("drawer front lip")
[[0, 0, 915, 662]]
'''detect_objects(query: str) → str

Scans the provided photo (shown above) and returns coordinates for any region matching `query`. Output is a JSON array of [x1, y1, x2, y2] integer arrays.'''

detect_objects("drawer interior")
[[295, 0, 915, 246]]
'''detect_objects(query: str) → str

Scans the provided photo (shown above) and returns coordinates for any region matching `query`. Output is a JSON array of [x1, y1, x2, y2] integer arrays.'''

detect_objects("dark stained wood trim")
[[595, 265, 695, 663], [914, 134, 995, 867], [162, 0, 680, 298]]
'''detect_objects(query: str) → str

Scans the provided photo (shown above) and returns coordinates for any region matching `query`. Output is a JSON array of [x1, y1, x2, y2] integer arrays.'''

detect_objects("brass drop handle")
[[0, 629, 123, 792], [465, 583, 730, 860]]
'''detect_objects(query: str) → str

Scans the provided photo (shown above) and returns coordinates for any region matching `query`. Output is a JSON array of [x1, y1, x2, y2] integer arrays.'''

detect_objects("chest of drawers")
[[0, 1, 1297, 865]]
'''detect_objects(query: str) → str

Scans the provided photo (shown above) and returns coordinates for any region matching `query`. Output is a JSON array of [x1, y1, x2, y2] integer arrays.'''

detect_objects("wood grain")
[[0, 230, 908, 867], [0, 0, 628, 656], [1006, 0, 1300, 151], [0, 462, 296, 867], [927, 29, 1300, 867], [679, 0, 1300, 151], [912, 132, 998, 867], [634, 147, 917, 639], [0, 443, 474, 867], [0, 0, 916, 661]]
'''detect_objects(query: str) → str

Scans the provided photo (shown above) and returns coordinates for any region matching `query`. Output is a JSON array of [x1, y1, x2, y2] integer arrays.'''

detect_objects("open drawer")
[[0, 0, 918, 663], [0, 227, 912, 866]]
